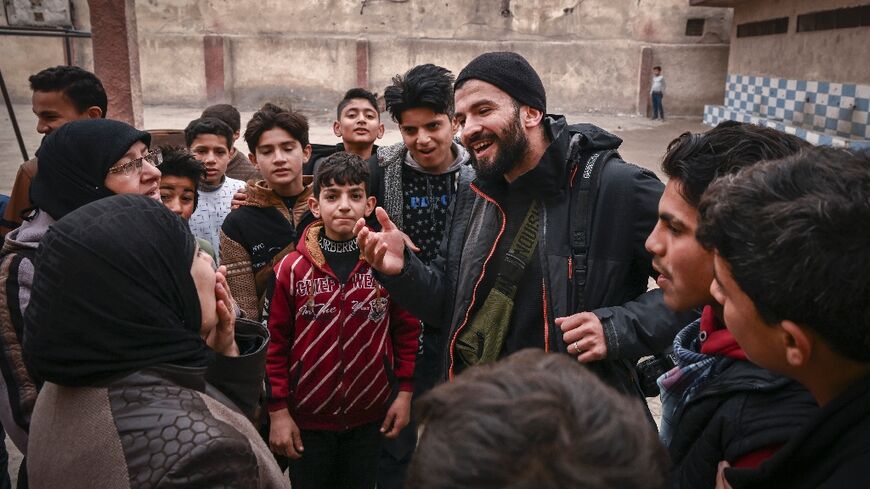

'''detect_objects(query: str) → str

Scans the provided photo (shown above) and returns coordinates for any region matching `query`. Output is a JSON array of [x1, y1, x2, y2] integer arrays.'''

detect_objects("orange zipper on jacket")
[[447, 183, 507, 380], [542, 279, 550, 352]]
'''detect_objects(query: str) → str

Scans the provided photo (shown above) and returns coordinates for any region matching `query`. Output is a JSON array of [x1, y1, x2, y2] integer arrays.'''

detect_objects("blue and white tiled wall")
[[704, 74, 870, 149]]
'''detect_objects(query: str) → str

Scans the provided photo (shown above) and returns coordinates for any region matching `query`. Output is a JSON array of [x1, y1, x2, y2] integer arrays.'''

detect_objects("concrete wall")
[[2, 0, 731, 116], [729, 0, 870, 85]]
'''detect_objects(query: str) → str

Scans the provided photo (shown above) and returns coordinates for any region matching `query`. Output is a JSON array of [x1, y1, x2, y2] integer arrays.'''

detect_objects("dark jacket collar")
[[474, 115, 571, 199]]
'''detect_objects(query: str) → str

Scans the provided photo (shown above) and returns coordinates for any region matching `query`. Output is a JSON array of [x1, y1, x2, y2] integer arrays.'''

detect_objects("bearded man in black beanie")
[[357, 52, 694, 413]]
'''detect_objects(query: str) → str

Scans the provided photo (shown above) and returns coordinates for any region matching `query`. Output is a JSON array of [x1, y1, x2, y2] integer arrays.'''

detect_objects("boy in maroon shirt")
[[266, 152, 419, 489]]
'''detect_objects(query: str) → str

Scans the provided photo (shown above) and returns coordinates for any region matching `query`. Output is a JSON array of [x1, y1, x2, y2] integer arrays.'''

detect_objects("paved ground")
[[0, 105, 692, 482], [2, 103, 708, 195]]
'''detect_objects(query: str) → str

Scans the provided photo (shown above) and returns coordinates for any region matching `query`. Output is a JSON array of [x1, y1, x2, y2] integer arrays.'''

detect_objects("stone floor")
[[2, 103, 708, 195], [0, 105, 691, 483]]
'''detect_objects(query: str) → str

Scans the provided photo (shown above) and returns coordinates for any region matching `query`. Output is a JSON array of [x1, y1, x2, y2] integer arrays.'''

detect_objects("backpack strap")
[[568, 146, 617, 314]]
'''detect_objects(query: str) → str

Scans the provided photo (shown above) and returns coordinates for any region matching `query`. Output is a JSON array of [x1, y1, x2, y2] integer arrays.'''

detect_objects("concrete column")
[[204, 35, 226, 103], [637, 46, 653, 117], [88, 0, 143, 127], [356, 38, 369, 89]]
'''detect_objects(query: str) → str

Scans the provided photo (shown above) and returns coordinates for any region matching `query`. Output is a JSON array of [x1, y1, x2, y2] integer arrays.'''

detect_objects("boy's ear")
[[364, 195, 377, 217], [233, 130, 240, 141], [333, 121, 342, 138], [780, 320, 813, 368], [307, 195, 320, 218], [377, 122, 385, 140], [86, 106, 103, 119], [303, 144, 313, 163], [450, 117, 460, 136], [249, 153, 259, 170]]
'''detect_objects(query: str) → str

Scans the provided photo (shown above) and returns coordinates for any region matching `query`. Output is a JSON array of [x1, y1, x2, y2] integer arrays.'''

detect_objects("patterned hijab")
[[23, 195, 211, 386]]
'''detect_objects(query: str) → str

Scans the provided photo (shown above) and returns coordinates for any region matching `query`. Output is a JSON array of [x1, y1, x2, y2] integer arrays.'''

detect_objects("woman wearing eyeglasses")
[[0, 118, 163, 471]]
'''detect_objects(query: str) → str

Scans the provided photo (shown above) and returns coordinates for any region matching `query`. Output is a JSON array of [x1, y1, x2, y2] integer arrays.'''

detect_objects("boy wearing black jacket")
[[698, 147, 870, 489]]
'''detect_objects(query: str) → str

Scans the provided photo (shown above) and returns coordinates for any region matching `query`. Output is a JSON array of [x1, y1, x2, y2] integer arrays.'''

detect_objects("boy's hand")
[[231, 188, 248, 209], [355, 207, 407, 276], [381, 391, 412, 439], [205, 265, 240, 357], [269, 409, 304, 459]]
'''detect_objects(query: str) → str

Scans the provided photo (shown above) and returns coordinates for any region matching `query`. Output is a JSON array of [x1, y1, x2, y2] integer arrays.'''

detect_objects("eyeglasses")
[[107, 150, 163, 176]]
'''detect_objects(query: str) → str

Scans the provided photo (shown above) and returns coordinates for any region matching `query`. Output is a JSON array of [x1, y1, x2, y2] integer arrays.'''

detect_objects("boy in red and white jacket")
[[266, 152, 419, 489]]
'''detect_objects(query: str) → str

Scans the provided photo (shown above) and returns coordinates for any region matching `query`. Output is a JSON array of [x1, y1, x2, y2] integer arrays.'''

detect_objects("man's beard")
[[468, 108, 529, 182]]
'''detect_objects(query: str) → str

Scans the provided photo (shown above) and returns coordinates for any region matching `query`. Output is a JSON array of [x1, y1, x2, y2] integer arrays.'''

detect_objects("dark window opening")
[[797, 5, 870, 32], [685, 18, 705, 36], [736, 17, 789, 38]]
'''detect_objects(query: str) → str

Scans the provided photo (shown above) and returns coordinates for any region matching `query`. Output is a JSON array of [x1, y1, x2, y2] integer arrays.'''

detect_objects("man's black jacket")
[[379, 116, 695, 397]]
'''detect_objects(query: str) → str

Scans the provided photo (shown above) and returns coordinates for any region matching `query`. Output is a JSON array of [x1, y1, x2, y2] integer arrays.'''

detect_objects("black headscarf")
[[23, 194, 212, 387], [30, 119, 151, 220]]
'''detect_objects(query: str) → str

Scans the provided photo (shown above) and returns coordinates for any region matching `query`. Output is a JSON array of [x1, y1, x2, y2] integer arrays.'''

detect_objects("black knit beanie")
[[455, 51, 546, 113]]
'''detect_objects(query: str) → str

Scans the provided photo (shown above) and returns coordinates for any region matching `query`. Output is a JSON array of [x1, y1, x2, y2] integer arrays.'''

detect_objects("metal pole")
[[64, 35, 73, 65], [0, 67, 29, 162]]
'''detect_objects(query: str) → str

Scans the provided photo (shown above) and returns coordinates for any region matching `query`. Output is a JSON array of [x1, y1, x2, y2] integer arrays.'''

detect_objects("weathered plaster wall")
[[729, 0, 870, 84], [3, 0, 731, 115]]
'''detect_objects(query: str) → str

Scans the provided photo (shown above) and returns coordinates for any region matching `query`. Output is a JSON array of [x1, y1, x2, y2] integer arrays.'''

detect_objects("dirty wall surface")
[[1, 0, 731, 115]]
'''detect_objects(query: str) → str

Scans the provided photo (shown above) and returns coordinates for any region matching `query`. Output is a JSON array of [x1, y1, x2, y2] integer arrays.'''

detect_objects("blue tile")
[[786, 90, 796, 100], [853, 123, 866, 137], [819, 135, 834, 145], [749, 76, 756, 85], [825, 118, 838, 130], [779, 78, 787, 89], [815, 104, 827, 116], [784, 109, 794, 121], [828, 95, 840, 107], [857, 98, 870, 111], [818, 82, 830, 94], [796, 128, 807, 138], [777, 98, 785, 108], [843, 84, 856, 97], [797, 80, 807, 91], [840, 108, 853, 120], [850, 140, 870, 150]]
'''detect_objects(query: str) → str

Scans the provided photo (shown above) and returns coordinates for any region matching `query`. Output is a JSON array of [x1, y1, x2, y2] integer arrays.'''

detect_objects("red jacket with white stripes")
[[266, 221, 420, 431]]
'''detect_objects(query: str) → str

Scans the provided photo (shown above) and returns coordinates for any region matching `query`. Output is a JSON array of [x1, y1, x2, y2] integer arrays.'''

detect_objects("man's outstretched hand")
[[355, 207, 407, 276]]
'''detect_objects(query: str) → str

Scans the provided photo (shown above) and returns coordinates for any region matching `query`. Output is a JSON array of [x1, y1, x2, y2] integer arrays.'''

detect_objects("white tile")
[[785, 100, 796, 110], [856, 84, 870, 99], [807, 81, 819, 93], [784, 125, 797, 135], [813, 115, 827, 128], [841, 96, 855, 109], [837, 120, 852, 134], [806, 132, 820, 144], [787, 79, 797, 90], [816, 93, 829, 106], [826, 105, 840, 118], [829, 83, 842, 95], [854, 110, 870, 124]]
